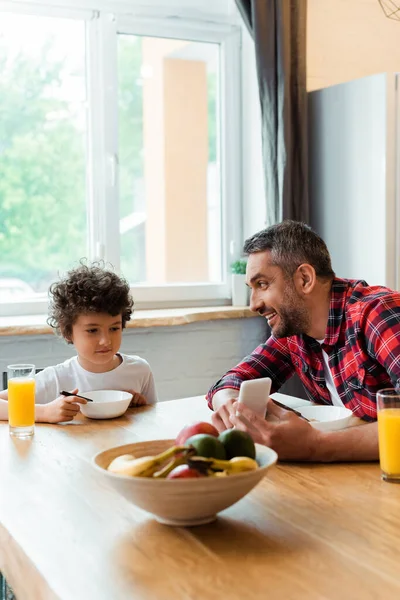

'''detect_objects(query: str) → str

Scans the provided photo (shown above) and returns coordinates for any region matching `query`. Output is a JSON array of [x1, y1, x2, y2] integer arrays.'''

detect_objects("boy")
[[0, 263, 157, 423]]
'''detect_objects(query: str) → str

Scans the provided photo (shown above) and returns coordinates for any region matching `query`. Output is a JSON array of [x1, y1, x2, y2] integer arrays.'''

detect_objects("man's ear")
[[293, 264, 316, 295]]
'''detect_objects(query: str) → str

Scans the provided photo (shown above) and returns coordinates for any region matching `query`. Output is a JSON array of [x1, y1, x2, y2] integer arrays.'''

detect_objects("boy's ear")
[[62, 327, 73, 345]]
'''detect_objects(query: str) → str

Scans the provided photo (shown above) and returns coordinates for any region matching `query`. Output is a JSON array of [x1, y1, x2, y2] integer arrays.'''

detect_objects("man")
[[207, 220, 400, 461]]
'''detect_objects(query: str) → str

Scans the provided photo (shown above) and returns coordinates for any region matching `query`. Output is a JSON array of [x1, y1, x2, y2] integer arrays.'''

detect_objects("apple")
[[166, 465, 205, 479], [175, 421, 219, 446]]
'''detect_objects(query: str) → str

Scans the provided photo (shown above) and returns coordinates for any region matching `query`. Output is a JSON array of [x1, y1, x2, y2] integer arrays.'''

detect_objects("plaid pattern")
[[207, 278, 400, 421]]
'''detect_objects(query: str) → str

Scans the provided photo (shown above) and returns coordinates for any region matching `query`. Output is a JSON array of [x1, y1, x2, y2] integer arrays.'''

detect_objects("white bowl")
[[297, 405, 353, 432], [80, 390, 132, 420], [92, 439, 278, 526]]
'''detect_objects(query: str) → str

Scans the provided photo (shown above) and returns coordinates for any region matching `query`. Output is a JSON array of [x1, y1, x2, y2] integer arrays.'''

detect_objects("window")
[[0, 3, 242, 315], [118, 34, 221, 285], [0, 10, 88, 308]]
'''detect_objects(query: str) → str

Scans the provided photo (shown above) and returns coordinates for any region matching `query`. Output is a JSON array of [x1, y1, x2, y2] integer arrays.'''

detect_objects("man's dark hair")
[[243, 220, 335, 280], [47, 262, 134, 342]]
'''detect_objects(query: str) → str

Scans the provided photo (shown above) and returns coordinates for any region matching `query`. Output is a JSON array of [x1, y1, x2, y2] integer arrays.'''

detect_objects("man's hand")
[[211, 397, 237, 430], [126, 390, 147, 407], [37, 389, 87, 424], [212, 398, 321, 461]]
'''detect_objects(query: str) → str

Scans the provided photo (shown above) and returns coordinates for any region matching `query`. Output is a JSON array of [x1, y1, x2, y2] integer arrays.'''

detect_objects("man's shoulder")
[[345, 279, 400, 307], [343, 280, 400, 327]]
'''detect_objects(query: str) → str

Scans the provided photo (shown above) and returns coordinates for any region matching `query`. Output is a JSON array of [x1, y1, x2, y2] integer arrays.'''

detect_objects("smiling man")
[[206, 220, 400, 461]]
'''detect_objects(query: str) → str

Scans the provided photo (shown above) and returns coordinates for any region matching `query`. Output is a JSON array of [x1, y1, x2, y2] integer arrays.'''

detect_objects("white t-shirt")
[[34, 353, 157, 405], [317, 340, 345, 407]]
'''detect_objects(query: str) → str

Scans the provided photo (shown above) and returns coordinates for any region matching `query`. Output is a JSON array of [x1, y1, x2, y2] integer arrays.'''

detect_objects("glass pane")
[[118, 35, 221, 285], [0, 13, 87, 302]]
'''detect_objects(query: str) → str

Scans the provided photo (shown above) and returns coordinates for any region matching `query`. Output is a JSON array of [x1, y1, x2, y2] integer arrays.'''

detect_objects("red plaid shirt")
[[206, 278, 400, 421]]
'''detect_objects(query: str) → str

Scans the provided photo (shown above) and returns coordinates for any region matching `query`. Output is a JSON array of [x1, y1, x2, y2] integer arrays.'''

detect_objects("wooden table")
[[1, 396, 399, 600]]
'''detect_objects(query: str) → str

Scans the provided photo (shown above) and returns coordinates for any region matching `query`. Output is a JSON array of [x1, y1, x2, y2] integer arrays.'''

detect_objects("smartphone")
[[237, 377, 272, 417]]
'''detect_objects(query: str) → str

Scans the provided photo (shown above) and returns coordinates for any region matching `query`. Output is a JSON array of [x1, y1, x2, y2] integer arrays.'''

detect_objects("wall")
[[0, 318, 268, 400], [307, 0, 400, 91]]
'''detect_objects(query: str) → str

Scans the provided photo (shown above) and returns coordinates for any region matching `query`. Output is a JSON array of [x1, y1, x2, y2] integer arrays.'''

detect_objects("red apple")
[[166, 465, 205, 479], [175, 421, 219, 446]]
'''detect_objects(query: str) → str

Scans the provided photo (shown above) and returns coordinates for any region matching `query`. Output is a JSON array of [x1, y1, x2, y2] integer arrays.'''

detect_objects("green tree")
[[0, 38, 86, 291]]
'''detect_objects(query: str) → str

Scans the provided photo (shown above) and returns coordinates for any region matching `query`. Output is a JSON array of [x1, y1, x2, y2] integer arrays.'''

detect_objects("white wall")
[[307, 1, 400, 289], [308, 74, 395, 287], [0, 318, 268, 400]]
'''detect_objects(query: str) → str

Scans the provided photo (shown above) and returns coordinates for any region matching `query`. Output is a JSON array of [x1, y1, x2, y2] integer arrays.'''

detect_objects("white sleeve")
[[141, 367, 158, 404], [34, 367, 59, 404]]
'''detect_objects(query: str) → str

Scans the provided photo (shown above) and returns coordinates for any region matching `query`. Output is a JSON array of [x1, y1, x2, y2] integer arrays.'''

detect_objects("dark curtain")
[[236, 0, 309, 225]]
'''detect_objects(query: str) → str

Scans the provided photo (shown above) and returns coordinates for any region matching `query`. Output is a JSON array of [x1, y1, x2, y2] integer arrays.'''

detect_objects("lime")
[[185, 434, 226, 460], [218, 429, 256, 459]]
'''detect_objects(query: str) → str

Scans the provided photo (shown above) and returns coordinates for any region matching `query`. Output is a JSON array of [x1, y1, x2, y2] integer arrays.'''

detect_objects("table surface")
[[0, 396, 399, 600]]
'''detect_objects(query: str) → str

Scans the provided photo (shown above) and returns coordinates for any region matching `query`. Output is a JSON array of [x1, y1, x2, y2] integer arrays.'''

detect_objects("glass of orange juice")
[[377, 388, 400, 482], [7, 364, 35, 438]]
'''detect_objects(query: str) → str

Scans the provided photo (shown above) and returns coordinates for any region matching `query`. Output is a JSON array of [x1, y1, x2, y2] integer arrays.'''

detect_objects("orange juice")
[[377, 408, 400, 475], [8, 378, 35, 427]]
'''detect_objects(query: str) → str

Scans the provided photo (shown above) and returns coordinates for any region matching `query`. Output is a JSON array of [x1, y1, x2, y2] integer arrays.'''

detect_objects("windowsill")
[[0, 306, 258, 337]]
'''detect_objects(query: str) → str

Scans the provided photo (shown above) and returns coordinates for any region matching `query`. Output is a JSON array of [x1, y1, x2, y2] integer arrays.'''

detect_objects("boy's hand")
[[126, 390, 147, 407], [40, 389, 87, 424]]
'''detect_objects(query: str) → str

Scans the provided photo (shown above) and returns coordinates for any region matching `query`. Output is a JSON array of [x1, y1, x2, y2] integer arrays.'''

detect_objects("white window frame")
[[0, 2, 243, 315]]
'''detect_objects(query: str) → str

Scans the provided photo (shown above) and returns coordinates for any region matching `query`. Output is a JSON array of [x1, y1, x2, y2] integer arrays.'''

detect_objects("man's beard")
[[272, 305, 309, 338], [271, 286, 310, 338]]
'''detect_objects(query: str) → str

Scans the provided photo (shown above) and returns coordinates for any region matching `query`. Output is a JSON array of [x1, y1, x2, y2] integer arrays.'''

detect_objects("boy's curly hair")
[[47, 262, 134, 343]]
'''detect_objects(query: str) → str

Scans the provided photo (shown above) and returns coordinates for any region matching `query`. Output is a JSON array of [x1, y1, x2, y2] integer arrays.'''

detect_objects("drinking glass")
[[7, 364, 35, 438], [377, 388, 400, 482]]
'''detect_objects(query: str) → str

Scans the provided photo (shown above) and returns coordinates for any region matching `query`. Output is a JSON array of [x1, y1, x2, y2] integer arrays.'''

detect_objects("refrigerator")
[[308, 73, 400, 290]]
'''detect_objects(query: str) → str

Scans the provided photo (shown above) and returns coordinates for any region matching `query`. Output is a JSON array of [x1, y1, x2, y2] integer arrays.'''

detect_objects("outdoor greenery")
[[0, 38, 87, 290], [230, 259, 247, 275], [0, 29, 217, 293]]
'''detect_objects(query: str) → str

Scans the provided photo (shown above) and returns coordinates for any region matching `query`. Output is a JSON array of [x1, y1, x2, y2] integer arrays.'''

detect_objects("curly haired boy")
[[0, 264, 157, 423]]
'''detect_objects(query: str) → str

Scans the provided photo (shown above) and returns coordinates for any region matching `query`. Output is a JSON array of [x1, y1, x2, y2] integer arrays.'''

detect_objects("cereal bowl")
[[80, 390, 132, 419], [92, 439, 278, 526], [297, 405, 353, 432]]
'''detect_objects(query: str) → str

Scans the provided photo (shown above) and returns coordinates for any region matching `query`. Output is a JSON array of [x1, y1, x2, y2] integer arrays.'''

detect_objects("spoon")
[[271, 399, 310, 422], [61, 390, 93, 402]]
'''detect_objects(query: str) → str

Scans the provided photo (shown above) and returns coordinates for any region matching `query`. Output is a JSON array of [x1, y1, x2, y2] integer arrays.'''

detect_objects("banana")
[[108, 448, 258, 478], [228, 456, 258, 473], [107, 445, 188, 477], [212, 470, 229, 478], [107, 454, 157, 477], [106, 454, 138, 476], [153, 455, 186, 479], [188, 455, 258, 475]]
